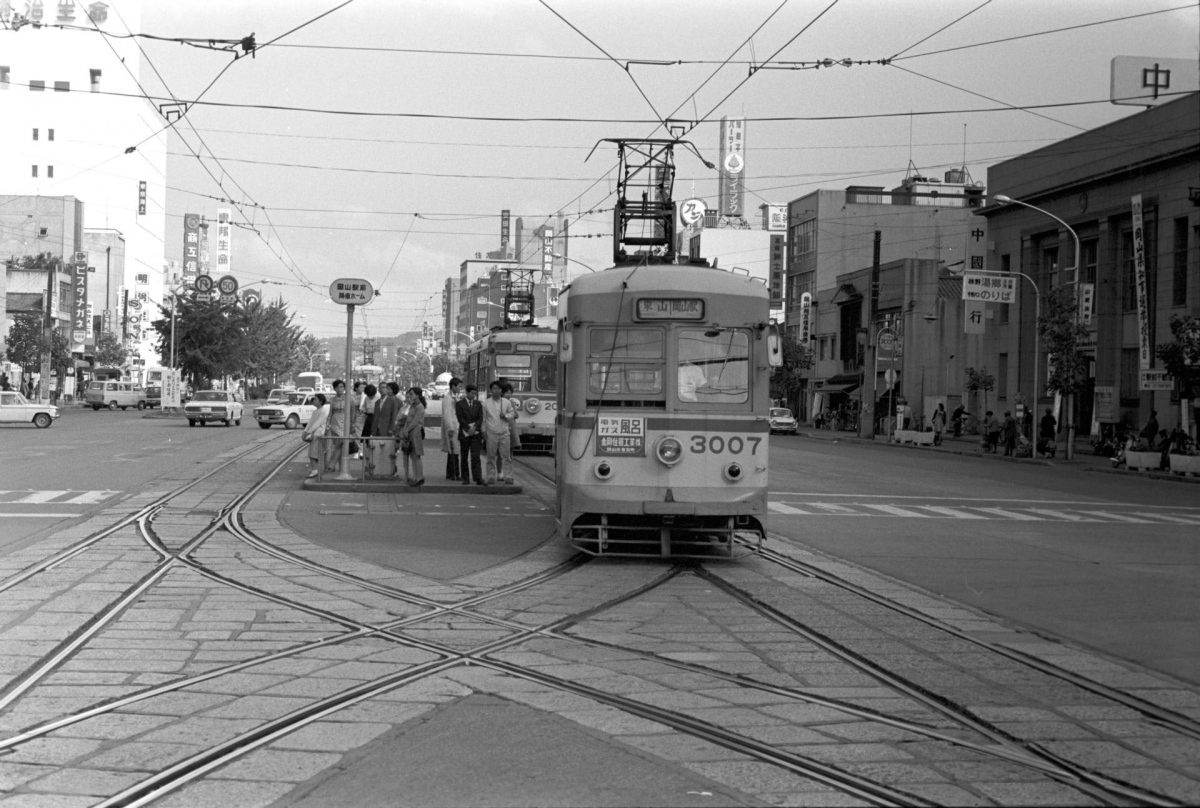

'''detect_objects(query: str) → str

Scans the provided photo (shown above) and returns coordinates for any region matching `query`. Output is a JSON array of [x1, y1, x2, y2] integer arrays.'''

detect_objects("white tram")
[[555, 263, 783, 557], [463, 327, 558, 453]]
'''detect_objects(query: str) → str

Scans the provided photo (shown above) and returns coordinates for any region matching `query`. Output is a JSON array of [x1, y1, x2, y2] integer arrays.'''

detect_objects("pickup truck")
[[254, 391, 319, 429]]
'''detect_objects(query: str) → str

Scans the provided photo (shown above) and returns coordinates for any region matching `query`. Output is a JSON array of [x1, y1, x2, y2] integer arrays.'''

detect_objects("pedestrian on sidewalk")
[[931, 403, 947, 446], [398, 387, 426, 486], [303, 393, 330, 478], [441, 377, 462, 481], [456, 384, 484, 485], [326, 380, 348, 473], [1138, 410, 1160, 448], [348, 381, 364, 459], [1002, 411, 1018, 456], [483, 380, 516, 485], [984, 410, 1001, 453], [372, 382, 401, 478], [1038, 407, 1057, 457], [951, 404, 965, 437], [360, 384, 379, 474]]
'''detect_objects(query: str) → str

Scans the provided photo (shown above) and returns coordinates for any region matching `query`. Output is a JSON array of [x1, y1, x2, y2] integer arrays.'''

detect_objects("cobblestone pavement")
[[2, 436, 1199, 807]]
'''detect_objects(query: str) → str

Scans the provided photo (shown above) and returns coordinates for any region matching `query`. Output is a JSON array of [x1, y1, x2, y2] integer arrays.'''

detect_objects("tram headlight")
[[723, 462, 743, 482], [525, 398, 542, 414], [654, 436, 684, 467], [593, 460, 614, 480]]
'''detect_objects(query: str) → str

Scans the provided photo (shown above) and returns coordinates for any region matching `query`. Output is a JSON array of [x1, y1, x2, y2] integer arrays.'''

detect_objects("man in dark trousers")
[[1138, 410, 1160, 448], [455, 384, 485, 485]]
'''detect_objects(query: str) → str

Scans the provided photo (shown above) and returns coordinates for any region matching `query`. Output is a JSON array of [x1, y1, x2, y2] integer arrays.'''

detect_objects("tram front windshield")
[[676, 330, 749, 405]]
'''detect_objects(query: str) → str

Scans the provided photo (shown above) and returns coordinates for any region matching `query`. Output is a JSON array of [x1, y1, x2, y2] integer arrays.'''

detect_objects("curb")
[[301, 479, 523, 494]]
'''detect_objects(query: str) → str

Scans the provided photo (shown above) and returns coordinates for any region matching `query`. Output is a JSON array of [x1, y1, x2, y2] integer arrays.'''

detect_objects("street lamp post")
[[994, 195, 1081, 459]]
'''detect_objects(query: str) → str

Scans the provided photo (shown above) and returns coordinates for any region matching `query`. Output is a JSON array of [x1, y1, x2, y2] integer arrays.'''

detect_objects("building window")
[[30, 80, 45, 91], [1081, 239, 1098, 284], [818, 338, 826, 361], [789, 219, 816, 258], [997, 354, 1008, 398], [1174, 218, 1189, 307], [59, 282, 71, 313], [31, 165, 38, 178], [90, 69, 101, 92], [47, 166, 53, 178], [32, 128, 38, 141], [48, 128, 54, 141], [1119, 348, 1139, 406], [53, 81, 69, 92], [1042, 245, 1059, 290]]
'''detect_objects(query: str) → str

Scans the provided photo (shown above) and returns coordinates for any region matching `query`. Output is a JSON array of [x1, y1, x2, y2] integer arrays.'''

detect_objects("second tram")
[[463, 327, 558, 453], [554, 262, 782, 558]]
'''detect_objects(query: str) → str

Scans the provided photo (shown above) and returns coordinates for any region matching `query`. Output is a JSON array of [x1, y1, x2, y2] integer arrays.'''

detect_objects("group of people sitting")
[[300, 377, 520, 487]]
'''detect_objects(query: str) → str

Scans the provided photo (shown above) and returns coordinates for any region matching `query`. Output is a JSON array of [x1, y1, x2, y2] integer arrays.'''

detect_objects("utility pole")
[[860, 231, 882, 438]]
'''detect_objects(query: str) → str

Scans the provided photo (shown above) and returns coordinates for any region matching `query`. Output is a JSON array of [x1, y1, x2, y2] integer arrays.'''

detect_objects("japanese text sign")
[[962, 271, 1015, 304], [596, 416, 645, 457]]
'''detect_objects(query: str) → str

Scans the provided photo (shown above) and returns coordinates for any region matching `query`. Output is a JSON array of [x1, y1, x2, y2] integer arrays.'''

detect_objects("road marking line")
[[919, 506, 988, 519], [0, 513, 82, 518], [859, 504, 933, 518], [809, 503, 862, 514], [7, 491, 70, 504], [1132, 513, 1200, 524], [1077, 511, 1155, 524], [1025, 509, 1102, 522], [768, 502, 816, 515], [973, 507, 1044, 521], [60, 490, 121, 505]]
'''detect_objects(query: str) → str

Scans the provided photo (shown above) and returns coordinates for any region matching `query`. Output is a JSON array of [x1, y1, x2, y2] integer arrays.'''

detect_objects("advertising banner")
[[799, 292, 812, 343], [596, 416, 645, 457], [500, 209, 510, 251], [717, 117, 745, 217], [138, 181, 147, 215], [769, 234, 785, 308], [71, 256, 88, 351], [962, 271, 1016, 304], [542, 229, 554, 277], [163, 368, 182, 409], [1092, 385, 1115, 422], [763, 205, 786, 231], [964, 300, 985, 334], [1078, 283, 1095, 326], [215, 208, 233, 275], [1139, 369, 1172, 391], [1132, 194, 1151, 370]]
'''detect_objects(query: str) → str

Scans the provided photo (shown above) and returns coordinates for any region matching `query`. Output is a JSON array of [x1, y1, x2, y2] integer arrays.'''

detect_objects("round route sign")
[[878, 332, 895, 351]]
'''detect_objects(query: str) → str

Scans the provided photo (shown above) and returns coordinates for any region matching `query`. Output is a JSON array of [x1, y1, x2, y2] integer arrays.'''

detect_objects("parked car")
[[85, 380, 149, 411], [184, 390, 244, 427], [0, 390, 59, 428], [768, 407, 799, 435], [265, 388, 295, 405], [254, 391, 318, 429], [145, 385, 162, 408]]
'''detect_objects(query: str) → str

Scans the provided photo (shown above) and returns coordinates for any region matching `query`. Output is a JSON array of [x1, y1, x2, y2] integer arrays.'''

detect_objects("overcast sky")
[[137, 0, 1200, 341]]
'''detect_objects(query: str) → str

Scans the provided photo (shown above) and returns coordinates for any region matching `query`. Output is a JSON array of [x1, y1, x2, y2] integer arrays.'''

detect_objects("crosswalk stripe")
[[919, 505, 988, 519], [768, 502, 815, 515], [1025, 508, 1102, 522], [809, 503, 862, 514], [1078, 511, 1156, 523], [860, 504, 933, 518], [60, 490, 121, 505], [974, 507, 1043, 521], [8, 491, 71, 504]]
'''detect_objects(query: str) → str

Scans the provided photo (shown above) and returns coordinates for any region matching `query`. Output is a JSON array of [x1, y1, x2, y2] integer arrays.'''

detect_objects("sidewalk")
[[797, 426, 1200, 484]]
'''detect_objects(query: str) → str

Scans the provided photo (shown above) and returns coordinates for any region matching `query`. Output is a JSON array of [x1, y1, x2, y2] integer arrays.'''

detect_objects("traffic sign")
[[878, 332, 895, 351], [329, 278, 374, 305], [217, 275, 239, 295], [884, 368, 897, 388], [194, 275, 214, 293]]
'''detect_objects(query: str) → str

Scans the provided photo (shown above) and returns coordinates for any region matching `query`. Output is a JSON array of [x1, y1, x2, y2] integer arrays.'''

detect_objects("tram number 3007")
[[689, 435, 761, 455]]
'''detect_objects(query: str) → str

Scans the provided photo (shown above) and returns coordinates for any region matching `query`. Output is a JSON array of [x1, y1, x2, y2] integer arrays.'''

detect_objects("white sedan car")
[[0, 391, 59, 428], [768, 407, 799, 435], [184, 390, 244, 427]]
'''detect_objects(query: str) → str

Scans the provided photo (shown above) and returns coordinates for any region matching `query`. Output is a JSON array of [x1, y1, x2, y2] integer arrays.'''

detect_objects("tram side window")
[[677, 330, 749, 405], [588, 328, 663, 397]]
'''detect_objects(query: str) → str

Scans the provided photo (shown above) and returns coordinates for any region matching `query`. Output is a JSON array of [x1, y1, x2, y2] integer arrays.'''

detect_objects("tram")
[[463, 327, 558, 453], [554, 261, 782, 558]]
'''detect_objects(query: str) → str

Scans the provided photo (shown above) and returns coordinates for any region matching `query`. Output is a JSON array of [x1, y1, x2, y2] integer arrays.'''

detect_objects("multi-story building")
[[979, 92, 1199, 438], [0, 0, 168, 365]]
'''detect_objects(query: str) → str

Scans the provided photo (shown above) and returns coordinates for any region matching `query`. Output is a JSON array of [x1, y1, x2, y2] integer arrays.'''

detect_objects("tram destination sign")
[[635, 298, 705, 321], [596, 416, 646, 457]]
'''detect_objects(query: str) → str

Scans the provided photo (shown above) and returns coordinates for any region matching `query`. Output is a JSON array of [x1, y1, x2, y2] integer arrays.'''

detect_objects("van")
[[86, 381, 149, 411]]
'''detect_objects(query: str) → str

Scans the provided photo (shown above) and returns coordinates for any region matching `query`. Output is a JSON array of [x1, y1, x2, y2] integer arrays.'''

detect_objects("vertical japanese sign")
[[799, 292, 812, 343], [1078, 283, 1095, 326], [542, 229, 554, 277], [769, 234, 785, 308], [500, 209, 510, 253], [182, 213, 201, 284], [717, 117, 745, 217], [1131, 194, 1151, 370], [71, 253, 88, 351], [964, 301, 985, 334], [137, 181, 147, 215], [215, 208, 233, 276]]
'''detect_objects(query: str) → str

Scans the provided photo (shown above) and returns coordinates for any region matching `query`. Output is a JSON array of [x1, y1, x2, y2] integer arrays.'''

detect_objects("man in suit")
[[455, 384, 485, 485], [373, 382, 401, 437]]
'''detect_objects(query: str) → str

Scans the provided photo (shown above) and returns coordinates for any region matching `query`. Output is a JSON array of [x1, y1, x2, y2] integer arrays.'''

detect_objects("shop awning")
[[816, 382, 857, 394]]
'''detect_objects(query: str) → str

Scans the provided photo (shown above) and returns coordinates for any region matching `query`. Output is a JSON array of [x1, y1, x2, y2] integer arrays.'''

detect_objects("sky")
[[132, 0, 1200, 343]]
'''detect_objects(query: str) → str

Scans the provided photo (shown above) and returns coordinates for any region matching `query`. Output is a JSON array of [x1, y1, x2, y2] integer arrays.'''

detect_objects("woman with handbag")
[[398, 387, 427, 486], [302, 393, 330, 478]]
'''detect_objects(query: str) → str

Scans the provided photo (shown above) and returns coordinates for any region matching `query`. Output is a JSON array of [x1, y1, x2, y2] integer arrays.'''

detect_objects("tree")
[[94, 331, 128, 367], [1156, 314, 1200, 428], [5, 314, 44, 372], [1038, 286, 1090, 398], [149, 296, 246, 389], [965, 366, 995, 426], [770, 334, 813, 413], [240, 299, 302, 384], [432, 354, 464, 379]]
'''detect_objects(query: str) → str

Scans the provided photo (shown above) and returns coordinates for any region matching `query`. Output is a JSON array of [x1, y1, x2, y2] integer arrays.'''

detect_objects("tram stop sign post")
[[329, 278, 375, 480]]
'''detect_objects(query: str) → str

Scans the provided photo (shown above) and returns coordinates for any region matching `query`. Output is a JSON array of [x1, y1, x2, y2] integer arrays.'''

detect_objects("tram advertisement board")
[[596, 416, 645, 457]]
